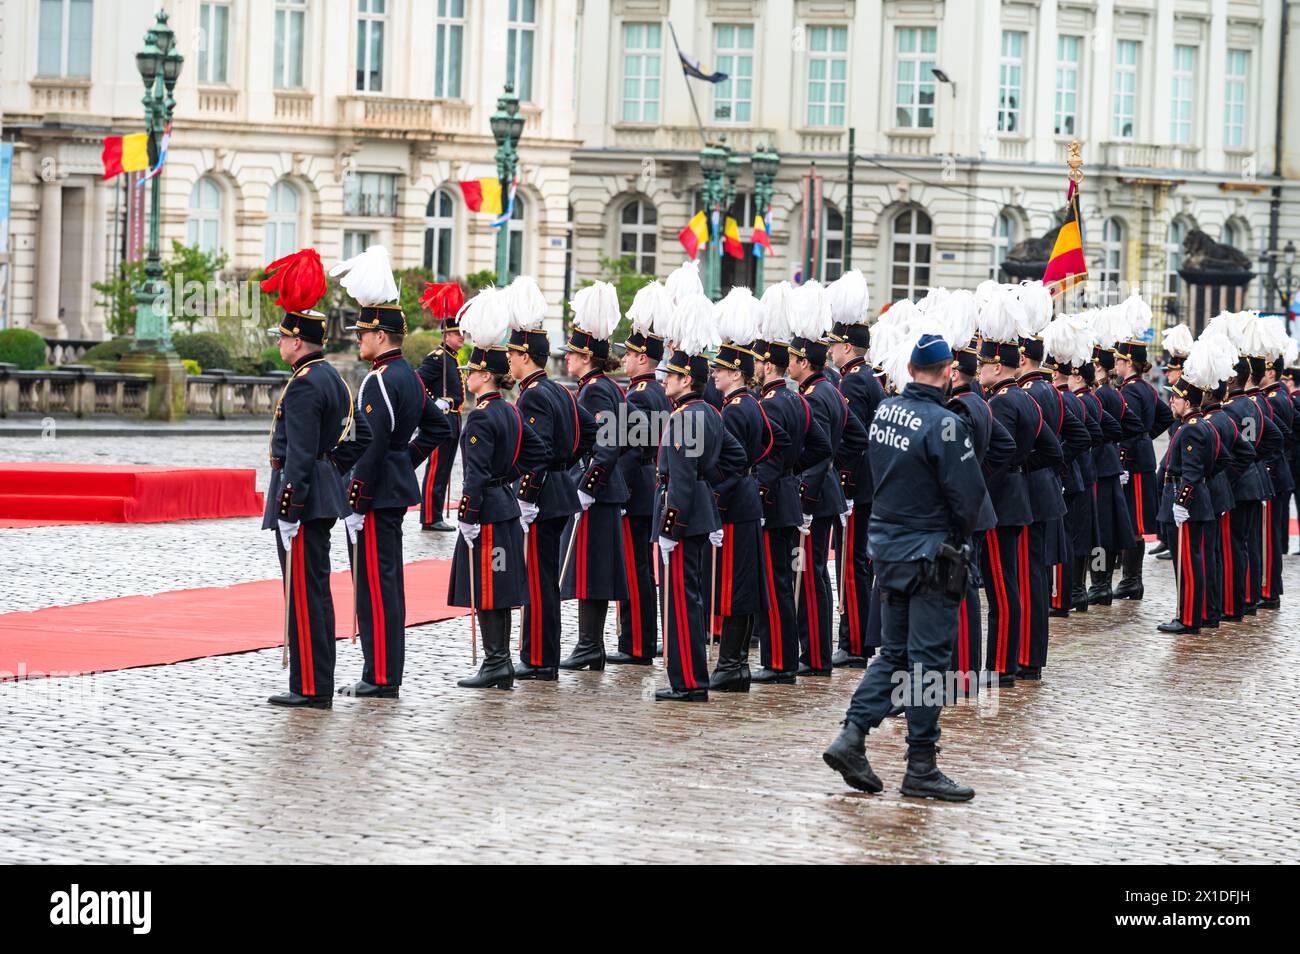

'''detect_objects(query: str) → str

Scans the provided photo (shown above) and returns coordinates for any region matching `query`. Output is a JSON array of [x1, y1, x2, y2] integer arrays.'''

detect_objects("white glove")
[[799, 513, 814, 536], [760, 517, 766, 527], [1119, 471, 1130, 486], [658, 535, 678, 555], [709, 529, 724, 547], [435, 398, 449, 412], [277, 519, 300, 550], [458, 520, 480, 543], [578, 490, 596, 511], [518, 500, 539, 526], [1173, 504, 1190, 526], [343, 511, 365, 544], [844, 500, 855, 518], [840, 509, 852, 527]]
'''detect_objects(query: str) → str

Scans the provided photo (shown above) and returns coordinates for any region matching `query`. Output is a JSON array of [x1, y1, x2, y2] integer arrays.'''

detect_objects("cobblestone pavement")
[[2, 433, 1299, 863]]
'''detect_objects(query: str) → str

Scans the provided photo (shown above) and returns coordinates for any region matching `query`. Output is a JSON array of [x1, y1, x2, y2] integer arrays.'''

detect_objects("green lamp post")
[[120, 9, 186, 420], [489, 84, 524, 287], [698, 141, 728, 302], [750, 144, 780, 291]]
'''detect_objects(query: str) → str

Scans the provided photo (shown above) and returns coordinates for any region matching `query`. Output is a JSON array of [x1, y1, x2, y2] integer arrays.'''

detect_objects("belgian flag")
[[1043, 180, 1087, 295]]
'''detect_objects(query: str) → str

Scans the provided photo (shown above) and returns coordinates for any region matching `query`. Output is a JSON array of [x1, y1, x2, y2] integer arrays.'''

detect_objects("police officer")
[[507, 304, 597, 679], [449, 342, 548, 688], [333, 248, 451, 698], [260, 248, 353, 709], [822, 334, 984, 801], [612, 285, 672, 665], [416, 283, 466, 532]]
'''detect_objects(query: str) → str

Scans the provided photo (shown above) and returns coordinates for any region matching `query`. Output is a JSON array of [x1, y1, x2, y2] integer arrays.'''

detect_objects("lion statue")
[[1182, 228, 1252, 272]]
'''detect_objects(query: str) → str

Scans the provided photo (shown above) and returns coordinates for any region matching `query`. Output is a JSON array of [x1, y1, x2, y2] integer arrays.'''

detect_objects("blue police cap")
[[911, 333, 953, 366]]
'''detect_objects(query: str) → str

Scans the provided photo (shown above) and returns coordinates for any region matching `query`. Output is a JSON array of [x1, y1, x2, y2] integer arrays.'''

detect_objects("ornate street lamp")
[[698, 141, 728, 301], [489, 83, 523, 287], [120, 9, 185, 420], [1260, 239, 1298, 331], [750, 144, 780, 291]]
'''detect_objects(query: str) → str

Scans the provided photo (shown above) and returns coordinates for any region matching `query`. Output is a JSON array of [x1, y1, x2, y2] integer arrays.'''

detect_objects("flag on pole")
[[100, 133, 149, 180], [751, 213, 772, 258], [458, 177, 504, 215], [490, 176, 518, 228], [678, 50, 728, 84], [137, 123, 171, 186], [1043, 178, 1088, 294], [677, 211, 709, 258], [723, 216, 744, 259]]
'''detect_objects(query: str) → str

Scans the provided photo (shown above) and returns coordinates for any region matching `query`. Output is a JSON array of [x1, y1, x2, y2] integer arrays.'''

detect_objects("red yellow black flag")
[[1044, 180, 1088, 295]]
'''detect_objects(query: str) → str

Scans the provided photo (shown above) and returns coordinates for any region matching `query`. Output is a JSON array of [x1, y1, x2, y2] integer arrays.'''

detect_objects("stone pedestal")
[[1178, 267, 1254, 334], [119, 350, 187, 421]]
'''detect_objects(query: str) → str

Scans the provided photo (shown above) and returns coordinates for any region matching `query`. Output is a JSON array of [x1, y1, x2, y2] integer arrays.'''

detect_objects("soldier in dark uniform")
[[1224, 349, 1282, 615], [827, 306, 885, 668], [416, 282, 466, 531], [507, 314, 596, 679], [1069, 359, 1124, 609], [558, 282, 630, 670], [1087, 341, 1143, 603], [333, 255, 451, 699], [653, 320, 747, 702], [1202, 372, 1251, 623], [260, 249, 353, 709], [752, 338, 832, 683], [448, 344, 548, 688], [612, 287, 672, 664], [1113, 338, 1175, 599], [1258, 352, 1292, 607], [822, 334, 984, 800]]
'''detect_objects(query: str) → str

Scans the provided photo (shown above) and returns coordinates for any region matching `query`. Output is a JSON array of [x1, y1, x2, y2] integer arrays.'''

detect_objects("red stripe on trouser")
[[1222, 513, 1234, 616], [365, 514, 386, 684], [1261, 500, 1272, 598], [957, 596, 968, 691], [622, 516, 642, 655], [845, 512, 860, 652], [292, 533, 313, 696], [423, 449, 439, 516], [528, 529, 541, 664], [1018, 526, 1030, 666], [673, 546, 694, 689], [480, 524, 494, 609], [1180, 525, 1194, 626], [762, 531, 782, 669], [803, 534, 820, 667], [576, 513, 588, 599], [722, 528, 734, 616], [988, 530, 1009, 672], [1134, 473, 1145, 535]]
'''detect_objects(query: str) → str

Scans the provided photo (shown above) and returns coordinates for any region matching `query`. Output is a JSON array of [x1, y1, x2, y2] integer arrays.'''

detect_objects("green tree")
[[573, 255, 655, 345], [91, 241, 229, 336]]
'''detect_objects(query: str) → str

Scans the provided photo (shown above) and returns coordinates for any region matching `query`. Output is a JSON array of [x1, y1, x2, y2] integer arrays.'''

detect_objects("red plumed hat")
[[261, 248, 327, 315], [420, 281, 465, 320]]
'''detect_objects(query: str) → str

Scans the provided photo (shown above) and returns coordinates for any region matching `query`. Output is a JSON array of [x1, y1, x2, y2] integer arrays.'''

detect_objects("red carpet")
[[0, 462, 263, 522], [0, 559, 467, 679]]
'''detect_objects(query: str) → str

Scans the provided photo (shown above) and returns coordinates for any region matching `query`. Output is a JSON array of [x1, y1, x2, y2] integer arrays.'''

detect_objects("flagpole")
[[668, 21, 709, 148]]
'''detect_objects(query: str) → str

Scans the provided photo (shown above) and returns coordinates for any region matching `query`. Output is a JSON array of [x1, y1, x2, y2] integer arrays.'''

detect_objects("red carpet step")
[[0, 558, 466, 679], [0, 462, 264, 522]]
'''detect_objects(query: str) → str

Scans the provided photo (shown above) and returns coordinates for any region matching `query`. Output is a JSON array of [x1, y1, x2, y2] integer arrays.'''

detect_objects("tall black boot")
[[1115, 546, 1145, 600], [1088, 550, 1116, 605], [900, 748, 974, 802], [559, 600, 607, 670], [737, 616, 753, 683], [458, 610, 514, 689], [709, 616, 751, 692], [822, 720, 883, 793], [1071, 559, 1090, 612]]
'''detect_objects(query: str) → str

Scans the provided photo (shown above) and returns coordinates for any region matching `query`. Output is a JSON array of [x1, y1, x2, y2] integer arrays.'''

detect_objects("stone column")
[[33, 177, 66, 338]]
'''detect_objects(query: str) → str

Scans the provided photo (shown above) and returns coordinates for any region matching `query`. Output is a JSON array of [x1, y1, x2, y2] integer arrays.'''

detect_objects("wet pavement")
[[2, 431, 1298, 863]]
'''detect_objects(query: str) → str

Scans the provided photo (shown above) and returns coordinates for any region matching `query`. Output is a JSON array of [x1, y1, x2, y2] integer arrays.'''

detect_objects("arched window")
[[1221, 219, 1244, 250], [1098, 216, 1126, 303], [507, 195, 527, 281], [618, 199, 657, 275], [265, 180, 300, 262], [990, 211, 1017, 279], [823, 205, 844, 282], [423, 187, 456, 280], [187, 176, 223, 254], [889, 207, 931, 301], [1166, 217, 1192, 318]]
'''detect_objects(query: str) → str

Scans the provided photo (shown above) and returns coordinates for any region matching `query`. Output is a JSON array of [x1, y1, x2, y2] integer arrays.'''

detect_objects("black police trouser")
[[796, 516, 835, 670], [981, 524, 1022, 675], [835, 504, 873, 657], [419, 424, 460, 525], [1021, 521, 1050, 669], [276, 518, 337, 698], [520, 514, 566, 669], [662, 535, 710, 692], [756, 526, 800, 672], [1263, 495, 1285, 600], [845, 560, 961, 755], [618, 514, 657, 658], [352, 507, 406, 687], [1172, 520, 1208, 629]]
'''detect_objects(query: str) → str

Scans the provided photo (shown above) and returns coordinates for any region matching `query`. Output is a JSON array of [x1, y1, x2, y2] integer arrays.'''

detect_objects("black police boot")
[[831, 648, 869, 668], [1114, 547, 1144, 600], [338, 680, 399, 699], [514, 659, 558, 681], [1087, 556, 1115, 605], [1157, 618, 1200, 634], [822, 720, 883, 794], [654, 686, 708, 702], [900, 748, 974, 802], [268, 691, 332, 709], [558, 600, 607, 670], [798, 662, 833, 676], [458, 610, 514, 689], [709, 617, 751, 692], [1071, 562, 1090, 612], [737, 616, 754, 685], [606, 651, 653, 665], [423, 518, 454, 532], [751, 666, 797, 684]]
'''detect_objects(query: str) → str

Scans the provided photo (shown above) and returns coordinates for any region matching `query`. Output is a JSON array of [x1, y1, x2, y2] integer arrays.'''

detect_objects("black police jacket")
[[1157, 413, 1220, 523], [867, 381, 986, 563], [715, 387, 788, 524], [1262, 384, 1295, 494], [1201, 404, 1249, 514], [654, 396, 746, 540], [1119, 373, 1174, 473], [263, 353, 353, 529], [337, 349, 451, 513], [514, 369, 597, 521], [837, 356, 885, 504], [571, 370, 629, 504], [756, 379, 832, 529], [457, 391, 548, 525], [1224, 390, 1281, 500], [617, 373, 671, 518], [986, 377, 1063, 528]]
